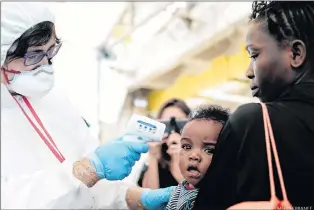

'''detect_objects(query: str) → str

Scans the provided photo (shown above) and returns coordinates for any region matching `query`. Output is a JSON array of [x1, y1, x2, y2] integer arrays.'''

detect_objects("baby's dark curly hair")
[[188, 105, 230, 125], [249, 1, 314, 57]]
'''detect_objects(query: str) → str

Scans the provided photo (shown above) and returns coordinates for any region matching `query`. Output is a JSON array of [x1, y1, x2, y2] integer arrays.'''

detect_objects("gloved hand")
[[140, 186, 176, 210], [88, 136, 149, 180]]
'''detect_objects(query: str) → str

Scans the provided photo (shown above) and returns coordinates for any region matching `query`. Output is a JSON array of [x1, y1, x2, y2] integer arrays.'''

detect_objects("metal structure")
[[97, 2, 254, 112]]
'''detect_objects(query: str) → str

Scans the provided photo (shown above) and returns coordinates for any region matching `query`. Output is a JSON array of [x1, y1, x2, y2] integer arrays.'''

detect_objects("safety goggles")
[[23, 43, 62, 66]]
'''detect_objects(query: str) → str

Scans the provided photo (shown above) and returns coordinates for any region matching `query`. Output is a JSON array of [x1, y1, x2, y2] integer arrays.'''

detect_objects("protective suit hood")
[[1, 3, 55, 66]]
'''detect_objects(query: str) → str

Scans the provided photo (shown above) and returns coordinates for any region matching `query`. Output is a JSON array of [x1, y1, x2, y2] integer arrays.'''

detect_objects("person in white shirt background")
[[1, 2, 174, 209]]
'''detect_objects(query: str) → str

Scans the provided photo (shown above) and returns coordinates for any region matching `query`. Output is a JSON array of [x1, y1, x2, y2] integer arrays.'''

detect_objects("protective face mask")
[[7, 65, 54, 98]]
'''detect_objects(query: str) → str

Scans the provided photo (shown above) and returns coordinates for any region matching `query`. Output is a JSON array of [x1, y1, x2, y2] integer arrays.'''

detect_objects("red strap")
[[12, 96, 65, 163], [1, 67, 21, 84], [261, 103, 289, 201]]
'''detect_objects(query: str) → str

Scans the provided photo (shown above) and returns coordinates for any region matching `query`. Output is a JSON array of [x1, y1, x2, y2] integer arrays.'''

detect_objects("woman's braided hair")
[[250, 1, 314, 58]]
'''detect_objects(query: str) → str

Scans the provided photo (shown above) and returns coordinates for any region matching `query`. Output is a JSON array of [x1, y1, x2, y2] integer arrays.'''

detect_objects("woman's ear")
[[290, 40, 306, 68]]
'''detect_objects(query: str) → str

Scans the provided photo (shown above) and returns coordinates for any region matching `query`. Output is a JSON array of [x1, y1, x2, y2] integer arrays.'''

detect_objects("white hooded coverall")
[[1, 3, 131, 209]]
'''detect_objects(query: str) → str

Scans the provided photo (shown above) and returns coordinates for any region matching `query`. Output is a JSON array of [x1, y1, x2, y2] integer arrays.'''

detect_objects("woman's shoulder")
[[233, 102, 262, 116], [229, 101, 290, 128]]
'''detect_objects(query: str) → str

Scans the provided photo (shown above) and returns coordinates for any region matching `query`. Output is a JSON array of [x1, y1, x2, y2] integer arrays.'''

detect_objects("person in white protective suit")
[[1, 2, 175, 209]]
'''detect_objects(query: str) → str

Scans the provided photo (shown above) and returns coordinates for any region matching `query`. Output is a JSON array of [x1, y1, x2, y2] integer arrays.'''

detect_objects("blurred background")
[[48, 2, 259, 142]]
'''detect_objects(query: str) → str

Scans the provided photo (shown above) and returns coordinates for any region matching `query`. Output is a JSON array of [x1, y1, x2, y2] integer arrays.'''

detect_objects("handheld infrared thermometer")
[[123, 114, 166, 143]]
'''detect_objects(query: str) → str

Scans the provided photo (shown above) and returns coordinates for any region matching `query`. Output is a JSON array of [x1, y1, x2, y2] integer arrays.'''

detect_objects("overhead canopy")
[[47, 2, 254, 127]]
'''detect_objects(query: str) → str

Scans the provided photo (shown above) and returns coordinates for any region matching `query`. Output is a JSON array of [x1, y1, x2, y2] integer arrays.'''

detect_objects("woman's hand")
[[126, 186, 175, 210], [166, 132, 181, 158], [166, 132, 185, 183], [147, 141, 162, 160], [140, 186, 176, 209], [74, 137, 149, 187], [86, 136, 149, 183]]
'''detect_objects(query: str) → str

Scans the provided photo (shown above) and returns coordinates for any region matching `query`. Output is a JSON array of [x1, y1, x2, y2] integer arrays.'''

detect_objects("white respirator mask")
[[6, 65, 55, 99]]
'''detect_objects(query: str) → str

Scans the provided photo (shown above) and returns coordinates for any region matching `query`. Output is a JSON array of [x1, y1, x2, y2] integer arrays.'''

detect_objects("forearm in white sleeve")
[[1, 159, 95, 209], [46, 179, 133, 209], [91, 179, 135, 209]]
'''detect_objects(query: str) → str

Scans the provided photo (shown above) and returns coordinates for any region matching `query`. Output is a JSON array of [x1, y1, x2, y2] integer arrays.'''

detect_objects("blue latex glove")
[[141, 186, 176, 210], [89, 136, 149, 180]]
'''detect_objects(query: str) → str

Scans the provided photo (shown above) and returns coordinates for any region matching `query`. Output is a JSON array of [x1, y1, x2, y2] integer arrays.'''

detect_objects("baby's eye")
[[204, 147, 215, 155], [182, 144, 191, 150]]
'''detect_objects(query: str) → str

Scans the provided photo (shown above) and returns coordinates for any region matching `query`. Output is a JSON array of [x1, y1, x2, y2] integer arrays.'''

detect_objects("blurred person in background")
[[1, 2, 174, 209], [138, 98, 191, 189], [194, 1, 314, 209]]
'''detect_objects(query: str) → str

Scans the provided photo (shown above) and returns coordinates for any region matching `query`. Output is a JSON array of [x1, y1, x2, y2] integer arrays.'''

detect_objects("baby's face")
[[179, 119, 223, 187]]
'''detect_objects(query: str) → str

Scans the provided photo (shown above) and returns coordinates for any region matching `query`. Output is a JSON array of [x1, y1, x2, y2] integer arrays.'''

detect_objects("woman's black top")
[[194, 82, 314, 210]]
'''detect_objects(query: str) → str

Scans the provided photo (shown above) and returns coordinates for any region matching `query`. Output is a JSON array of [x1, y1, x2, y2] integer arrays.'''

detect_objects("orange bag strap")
[[260, 103, 289, 201]]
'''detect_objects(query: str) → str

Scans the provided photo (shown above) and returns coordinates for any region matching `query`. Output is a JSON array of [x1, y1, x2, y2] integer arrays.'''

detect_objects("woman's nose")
[[246, 62, 254, 79]]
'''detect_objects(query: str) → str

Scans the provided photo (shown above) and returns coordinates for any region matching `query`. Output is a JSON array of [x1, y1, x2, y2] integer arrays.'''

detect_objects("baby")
[[165, 105, 230, 210]]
